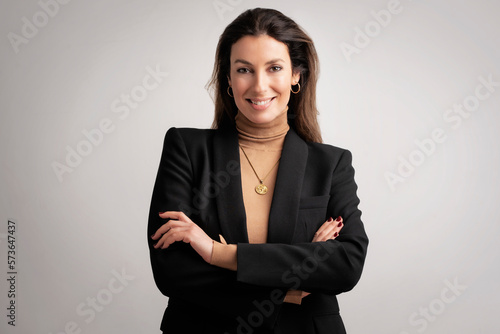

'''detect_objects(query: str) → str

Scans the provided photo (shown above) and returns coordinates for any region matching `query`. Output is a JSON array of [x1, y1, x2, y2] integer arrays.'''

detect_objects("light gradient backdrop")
[[1, 0, 499, 333]]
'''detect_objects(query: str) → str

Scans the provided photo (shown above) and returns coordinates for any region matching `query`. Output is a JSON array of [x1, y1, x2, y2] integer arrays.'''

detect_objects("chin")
[[245, 110, 281, 124]]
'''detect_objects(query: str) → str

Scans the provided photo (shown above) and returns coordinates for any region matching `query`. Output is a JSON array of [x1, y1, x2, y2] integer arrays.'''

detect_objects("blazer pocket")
[[295, 196, 330, 242], [299, 195, 330, 210], [313, 313, 346, 334]]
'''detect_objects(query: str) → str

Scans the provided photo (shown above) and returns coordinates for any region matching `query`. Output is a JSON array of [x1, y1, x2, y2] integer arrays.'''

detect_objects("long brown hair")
[[207, 8, 322, 143]]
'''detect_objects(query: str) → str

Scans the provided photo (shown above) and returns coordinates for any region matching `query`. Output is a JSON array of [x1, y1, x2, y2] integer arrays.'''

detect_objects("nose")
[[252, 70, 268, 94]]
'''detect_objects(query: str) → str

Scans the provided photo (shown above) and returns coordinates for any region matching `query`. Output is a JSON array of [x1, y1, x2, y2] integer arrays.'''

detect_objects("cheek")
[[276, 82, 292, 100], [274, 77, 292, 95], [231, 79, 249, 97]]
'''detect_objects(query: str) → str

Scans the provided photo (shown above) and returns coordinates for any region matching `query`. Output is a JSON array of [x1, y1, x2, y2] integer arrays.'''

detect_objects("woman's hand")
[[299, 216, 343, 300], [151, 211, 214, 263], [312, 216, 343, 242]]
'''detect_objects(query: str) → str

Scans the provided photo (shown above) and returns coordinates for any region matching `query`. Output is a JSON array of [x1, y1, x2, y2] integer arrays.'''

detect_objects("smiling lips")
[[247, 97, 276, 109]]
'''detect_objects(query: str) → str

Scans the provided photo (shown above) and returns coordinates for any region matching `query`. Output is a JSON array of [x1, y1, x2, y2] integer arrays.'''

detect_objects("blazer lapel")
[[213, 126, 249, 244], [267, 128, 308, 244]]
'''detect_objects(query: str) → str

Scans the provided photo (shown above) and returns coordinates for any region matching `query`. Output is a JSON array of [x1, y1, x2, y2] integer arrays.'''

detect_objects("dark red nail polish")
[[334, 232, 339, 237], [335, 216, 342, 222], [153, 243, 157, 247], [151, 234, 155, 238], [337, 222, 342, 227], [159, 212, 165, 215], [327, 217, 333, 222]]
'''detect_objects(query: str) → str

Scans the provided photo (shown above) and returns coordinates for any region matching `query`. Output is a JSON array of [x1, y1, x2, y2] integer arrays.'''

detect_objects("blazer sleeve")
[[147, 128, 285, 321], [236, 149, 369, 295]]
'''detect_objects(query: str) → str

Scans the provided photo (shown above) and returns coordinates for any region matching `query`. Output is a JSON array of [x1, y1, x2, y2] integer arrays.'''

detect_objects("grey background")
[[1, 0, 499, 333]]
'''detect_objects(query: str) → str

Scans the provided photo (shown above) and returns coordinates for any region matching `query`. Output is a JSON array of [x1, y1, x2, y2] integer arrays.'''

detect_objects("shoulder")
[[163, 127, 216, 146], [286, 128, 354, 168], [306, 141, 353, 166], [165, 127, 215, 138]]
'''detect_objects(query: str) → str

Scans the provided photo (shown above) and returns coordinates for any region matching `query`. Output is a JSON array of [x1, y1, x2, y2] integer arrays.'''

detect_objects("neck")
[[235, 107, 289, 143]]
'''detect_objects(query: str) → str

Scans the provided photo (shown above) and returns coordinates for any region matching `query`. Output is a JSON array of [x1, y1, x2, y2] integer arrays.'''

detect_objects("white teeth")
[[250, 98, 272, 105]]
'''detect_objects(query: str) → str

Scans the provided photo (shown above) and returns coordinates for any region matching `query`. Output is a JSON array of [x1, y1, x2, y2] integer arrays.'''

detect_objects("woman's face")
[[228, 34, 300, 124]]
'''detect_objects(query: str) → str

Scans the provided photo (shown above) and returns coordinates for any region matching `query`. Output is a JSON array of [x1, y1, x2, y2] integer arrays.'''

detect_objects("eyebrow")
[[233, 58, 285, 65]]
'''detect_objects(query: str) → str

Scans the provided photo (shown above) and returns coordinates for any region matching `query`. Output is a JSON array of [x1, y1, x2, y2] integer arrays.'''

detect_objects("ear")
[[291, 71, 300, 85], [227, 75, 232, 87]]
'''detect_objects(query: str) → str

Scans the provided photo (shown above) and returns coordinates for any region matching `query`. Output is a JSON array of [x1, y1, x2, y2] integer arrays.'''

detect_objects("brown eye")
[[270, 66, 282, 72], [237, 68, 251, 73]]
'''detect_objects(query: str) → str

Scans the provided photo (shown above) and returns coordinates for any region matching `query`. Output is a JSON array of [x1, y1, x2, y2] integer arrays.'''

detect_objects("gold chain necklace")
[[239, 145, 280, 195]]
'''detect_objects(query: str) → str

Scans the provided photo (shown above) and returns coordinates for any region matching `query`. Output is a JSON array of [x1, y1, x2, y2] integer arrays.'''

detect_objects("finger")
[[326, 217, 343, 240], [332, 216, 344, 237], [313, 216, 341, 242], [313, 222, 335, 242], [159, 211, 188, 221], [314, 217, 334, 237], [335, 216, 343, 229], [313, 217, 344, 242], [219, 234, 228, 245], [326, 217, 344, 238], [151, 222, 173, 240], [151, 220, 186, 240], [313, 220, 335, 241], [154, 226, 191, 249]]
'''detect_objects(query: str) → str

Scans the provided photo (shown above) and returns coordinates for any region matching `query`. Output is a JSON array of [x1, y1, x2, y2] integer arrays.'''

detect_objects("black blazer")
[[148, 125, 368, 334]]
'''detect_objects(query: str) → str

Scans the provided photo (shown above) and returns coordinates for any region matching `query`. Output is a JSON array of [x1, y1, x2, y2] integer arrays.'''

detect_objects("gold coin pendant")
[[255, 184, 268, 195]]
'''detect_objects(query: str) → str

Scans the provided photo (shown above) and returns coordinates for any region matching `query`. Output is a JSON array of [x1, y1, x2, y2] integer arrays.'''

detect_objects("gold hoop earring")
[[291, 83, 300, 94], [227, 86, 234, 97]]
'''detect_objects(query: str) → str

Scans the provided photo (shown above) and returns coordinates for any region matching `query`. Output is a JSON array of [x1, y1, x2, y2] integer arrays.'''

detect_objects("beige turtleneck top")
[[210, 107, 304, 304]]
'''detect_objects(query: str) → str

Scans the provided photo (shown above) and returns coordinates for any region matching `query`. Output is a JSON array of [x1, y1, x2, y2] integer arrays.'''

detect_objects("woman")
[[148, 8, 368, 334]]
